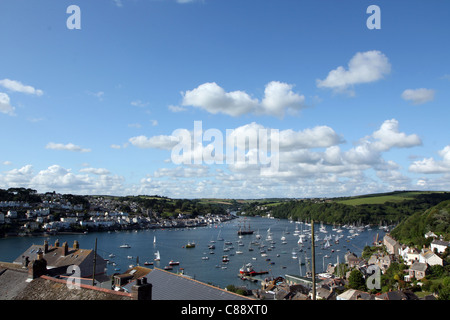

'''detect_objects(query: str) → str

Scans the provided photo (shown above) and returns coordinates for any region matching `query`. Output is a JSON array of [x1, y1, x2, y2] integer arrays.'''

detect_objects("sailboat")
[[153, 236, 156, 245], [217, 230, 224, 241], [323, 238, 331, 249], [154, 250, 160, 261]]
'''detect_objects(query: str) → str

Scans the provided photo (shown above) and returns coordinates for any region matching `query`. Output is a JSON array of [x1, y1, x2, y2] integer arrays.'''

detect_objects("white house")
[[400, 247, 420, 265], [431, 240, 450, 254], [424, 231, 437, 239], [419, 249, 443, 266]]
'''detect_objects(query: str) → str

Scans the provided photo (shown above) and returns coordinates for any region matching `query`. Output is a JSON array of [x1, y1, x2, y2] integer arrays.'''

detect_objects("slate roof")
[[431, 239, 450, 247], [122, 267, 252, 300], [13, 275, 132, 300], [0, 263, 29, 300], [0, 261, 131, 300], [337, 289, 374, 300], [410, 262, 428, 272], [376, 290, 419, 300], [14, 244, 93, 268]]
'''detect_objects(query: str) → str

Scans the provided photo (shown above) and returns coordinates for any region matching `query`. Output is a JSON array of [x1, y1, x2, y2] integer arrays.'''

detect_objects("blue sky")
[[0, 0, 449, 198]]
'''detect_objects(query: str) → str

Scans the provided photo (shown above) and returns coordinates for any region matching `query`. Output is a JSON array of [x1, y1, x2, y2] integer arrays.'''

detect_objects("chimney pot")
[[44, 240, 49, 254], [73, 240, 79, 250], [62, 242, 68, 256], [55, 239, 60, 247], [131, 278, 152, 300]]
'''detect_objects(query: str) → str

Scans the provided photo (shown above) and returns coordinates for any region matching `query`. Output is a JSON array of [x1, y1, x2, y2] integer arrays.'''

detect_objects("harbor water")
[[0, 216, 386, 290]]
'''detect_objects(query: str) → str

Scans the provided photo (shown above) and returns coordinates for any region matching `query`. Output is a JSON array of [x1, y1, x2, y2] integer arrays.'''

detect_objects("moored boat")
[[239, 263, 268, 276], [185, 241, 196, 248]]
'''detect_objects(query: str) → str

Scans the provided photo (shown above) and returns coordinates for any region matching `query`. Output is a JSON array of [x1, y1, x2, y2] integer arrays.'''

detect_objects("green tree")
[[348, 269, 366, 291]]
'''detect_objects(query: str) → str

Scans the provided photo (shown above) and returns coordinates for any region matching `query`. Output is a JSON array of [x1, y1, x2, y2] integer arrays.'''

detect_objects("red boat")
[[239, 263, 268, 276]]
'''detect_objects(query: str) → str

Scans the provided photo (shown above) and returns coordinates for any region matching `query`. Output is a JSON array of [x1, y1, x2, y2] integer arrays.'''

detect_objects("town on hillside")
[[0, 225, 448, 300], [1, 188, 449, 300], [0, 188, 236, 237]]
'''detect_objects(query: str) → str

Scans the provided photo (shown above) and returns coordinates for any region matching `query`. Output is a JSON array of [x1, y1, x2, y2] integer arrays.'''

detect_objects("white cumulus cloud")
[[181, 81, 306, 118], [129, 135, 179, 150], [79, 167, 111, 175], [401, 88, 435, 105], [0, 92, 16, 116], [371, 119, 422, 152], [316, 50, 391, 95], [0, 79, 43, 96], [45, 142, 91, 153], [409, 145, 450, 174]]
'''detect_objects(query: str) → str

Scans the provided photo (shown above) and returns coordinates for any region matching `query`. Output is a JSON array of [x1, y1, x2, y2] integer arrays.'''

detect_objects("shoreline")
[[0, 215, 239, 240]]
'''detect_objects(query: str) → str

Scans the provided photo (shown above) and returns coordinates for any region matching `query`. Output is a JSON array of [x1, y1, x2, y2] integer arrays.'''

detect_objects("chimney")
[[28, 248, 47, 280], [55, 239, 60, 247], [44, 240, 49, 254], [131, 277, 152, 300], [73, 240, 79, 250], [62, 241, 69, 256], [37, 248, 44, 261]]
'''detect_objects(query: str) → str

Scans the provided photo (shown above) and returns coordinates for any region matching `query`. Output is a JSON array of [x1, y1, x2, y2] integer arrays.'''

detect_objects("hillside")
[[390, 200, 450, 246], [335, 191, 436, 205], [241, 191, 450, 227]]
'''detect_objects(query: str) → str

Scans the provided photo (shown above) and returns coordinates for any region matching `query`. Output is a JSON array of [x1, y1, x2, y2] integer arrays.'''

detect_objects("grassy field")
[[336, 191, 437, 206]]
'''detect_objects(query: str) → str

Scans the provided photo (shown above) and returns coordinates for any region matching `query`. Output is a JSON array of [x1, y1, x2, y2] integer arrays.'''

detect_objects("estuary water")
[[0, 216, 386, 290]]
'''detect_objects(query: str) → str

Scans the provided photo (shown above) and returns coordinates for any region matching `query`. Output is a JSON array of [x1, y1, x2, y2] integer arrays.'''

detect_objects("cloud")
[[259, 81, 306, 117], [45, 142, 91, 153], [279, 125, 344, 150], [131, 100, 149, 107], [401, 88, 435, 105], [128, 123, 142, 128], [182, 82, 258, 117], [168, 105, 187, 113], [129, 135, 179, 150], [79, 167, 111, 175], [316, 50, 391, 95], [153, 165, 210, 178], [181, 81, 307, 118], [113, 0, 123, 7], [0, 164, 126, 195], [88, 91, 104, 101], [0, 92, 16, 116], [409, 145, 450, 174], [0, 79, 43, 96], [371, 119, 422, 152]]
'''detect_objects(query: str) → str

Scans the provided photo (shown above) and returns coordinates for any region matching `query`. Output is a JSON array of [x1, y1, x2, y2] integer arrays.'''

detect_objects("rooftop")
[[121, 267, 252, 300]]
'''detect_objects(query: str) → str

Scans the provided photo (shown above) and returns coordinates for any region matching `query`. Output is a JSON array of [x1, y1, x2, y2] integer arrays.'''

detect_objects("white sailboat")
[[153, 236, 156, 245], [154, 250, 160, 261]]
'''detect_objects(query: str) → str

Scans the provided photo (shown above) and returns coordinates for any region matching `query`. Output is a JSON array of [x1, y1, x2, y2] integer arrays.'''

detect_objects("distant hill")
[[335, 191, 445, 205], [241, 191, 450, 228], [390, 199, 450, 246]]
